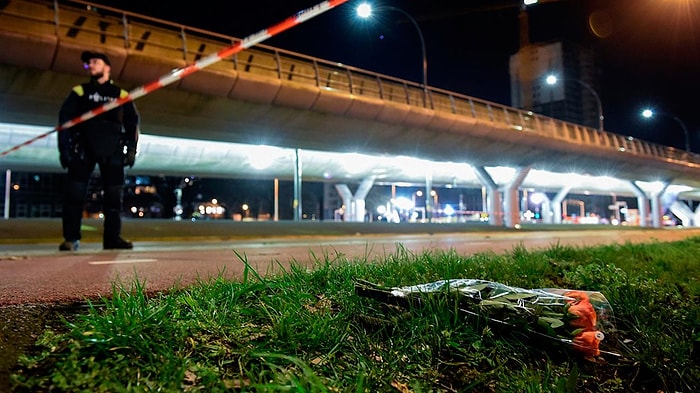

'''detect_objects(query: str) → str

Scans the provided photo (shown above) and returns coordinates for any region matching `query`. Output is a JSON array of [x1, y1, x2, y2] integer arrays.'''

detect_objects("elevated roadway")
[[1, 0, 699, 226]]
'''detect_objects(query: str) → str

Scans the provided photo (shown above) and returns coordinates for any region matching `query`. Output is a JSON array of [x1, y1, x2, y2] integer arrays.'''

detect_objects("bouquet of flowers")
[[355, 279, 617, 357]]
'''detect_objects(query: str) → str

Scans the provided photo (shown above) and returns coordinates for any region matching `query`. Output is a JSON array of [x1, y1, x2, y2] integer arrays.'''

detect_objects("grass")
[[8, 237, 700, 392]]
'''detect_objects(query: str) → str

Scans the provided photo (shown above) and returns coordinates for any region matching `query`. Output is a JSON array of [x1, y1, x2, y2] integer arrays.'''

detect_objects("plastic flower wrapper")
[[355, 279, 618, 358]]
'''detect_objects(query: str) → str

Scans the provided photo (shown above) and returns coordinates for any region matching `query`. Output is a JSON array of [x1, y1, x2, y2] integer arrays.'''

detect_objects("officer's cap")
[[81, 51, 111, 66]]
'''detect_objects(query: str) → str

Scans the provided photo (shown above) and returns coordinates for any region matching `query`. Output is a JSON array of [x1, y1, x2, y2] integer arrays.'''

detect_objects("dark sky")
[[88, 0, 700, 151]]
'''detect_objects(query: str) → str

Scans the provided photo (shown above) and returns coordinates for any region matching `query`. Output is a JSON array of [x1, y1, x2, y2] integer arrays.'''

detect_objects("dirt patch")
[[0, 303, 81, 390]]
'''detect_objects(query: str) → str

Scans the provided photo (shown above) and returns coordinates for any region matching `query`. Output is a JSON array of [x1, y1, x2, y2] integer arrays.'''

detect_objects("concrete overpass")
[[1, 0, 699, 227]]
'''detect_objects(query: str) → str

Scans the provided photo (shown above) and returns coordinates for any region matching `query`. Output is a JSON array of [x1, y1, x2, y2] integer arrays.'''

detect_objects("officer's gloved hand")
[[123, 143, 137, 168]]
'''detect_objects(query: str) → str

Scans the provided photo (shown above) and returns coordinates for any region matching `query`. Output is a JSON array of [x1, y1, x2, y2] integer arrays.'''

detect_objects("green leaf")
[[538, 317, 565, 329], [479, 300, 509, 308]]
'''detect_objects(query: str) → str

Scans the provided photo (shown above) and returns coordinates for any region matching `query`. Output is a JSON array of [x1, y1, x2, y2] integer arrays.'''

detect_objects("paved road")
[[2, 219, 699, 305]]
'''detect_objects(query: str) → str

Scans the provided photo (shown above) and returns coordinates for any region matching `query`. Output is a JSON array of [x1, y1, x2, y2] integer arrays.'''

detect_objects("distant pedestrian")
[[57, 50, 139, 251]]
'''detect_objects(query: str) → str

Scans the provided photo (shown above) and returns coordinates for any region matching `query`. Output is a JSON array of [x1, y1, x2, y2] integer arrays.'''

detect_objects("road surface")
[[2, 219, 698, 305]]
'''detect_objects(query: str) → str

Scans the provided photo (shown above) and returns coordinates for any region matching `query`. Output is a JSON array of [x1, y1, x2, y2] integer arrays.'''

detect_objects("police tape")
[[0, 0, 349, 158]]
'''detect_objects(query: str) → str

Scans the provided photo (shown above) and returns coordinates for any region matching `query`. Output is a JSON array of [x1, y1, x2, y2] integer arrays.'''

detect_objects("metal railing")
[[1, 0, 699, 167]]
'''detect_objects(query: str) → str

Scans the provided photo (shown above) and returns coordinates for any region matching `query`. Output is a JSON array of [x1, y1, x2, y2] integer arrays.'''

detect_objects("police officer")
[[58, 51, 139, 251]]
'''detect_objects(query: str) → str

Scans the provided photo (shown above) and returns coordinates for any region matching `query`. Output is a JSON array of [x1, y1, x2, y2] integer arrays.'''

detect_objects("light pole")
[[641, 108, 691, 152], [411, 190, 426, 222], [356, 2, 428, 108], [545, 74, 604, 132]]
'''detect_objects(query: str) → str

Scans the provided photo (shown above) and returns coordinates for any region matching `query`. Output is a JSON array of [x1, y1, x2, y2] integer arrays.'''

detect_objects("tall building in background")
[[510, 41, 599, 130], [509, 4, 600, 130]]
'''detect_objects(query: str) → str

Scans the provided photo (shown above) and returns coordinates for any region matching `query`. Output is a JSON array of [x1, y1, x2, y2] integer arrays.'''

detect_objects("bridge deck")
[[1, 0, 699, 190]]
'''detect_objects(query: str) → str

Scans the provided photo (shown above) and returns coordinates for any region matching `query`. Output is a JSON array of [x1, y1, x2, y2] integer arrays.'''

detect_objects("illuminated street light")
[[357, 2, 429, 108], [641, 108, 691, 152], [545, 74, 604, 132], [412, 190, 423, 206], [430, 189, 438, 207]]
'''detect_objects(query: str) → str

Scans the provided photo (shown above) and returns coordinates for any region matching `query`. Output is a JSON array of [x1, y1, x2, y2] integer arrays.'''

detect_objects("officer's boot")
[[102, 185, 132, 249]]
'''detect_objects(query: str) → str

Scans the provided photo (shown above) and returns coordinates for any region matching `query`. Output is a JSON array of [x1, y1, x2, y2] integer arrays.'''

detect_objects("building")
[[510, 40, 601, 130]]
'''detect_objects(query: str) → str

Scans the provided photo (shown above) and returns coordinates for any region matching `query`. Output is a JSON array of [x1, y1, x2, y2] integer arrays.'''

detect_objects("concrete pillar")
[[633, 181, 668, 228], [653, 183, 669, 228], [538, 194, 553, 223], [502, 167, 531, 228], [551, 186, 572, 224], [425, 174, 433, 222], [334, 177, 374, 222], [669, 200, 694, 227], [474, 166, 503, 226], [650, 192, 662, 228], [629, 181, 650, 227], [658, 186, 697, 227]]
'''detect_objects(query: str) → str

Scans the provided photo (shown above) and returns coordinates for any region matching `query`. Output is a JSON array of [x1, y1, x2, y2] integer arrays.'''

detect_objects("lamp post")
[[412, 190, 422, 206], [411, 190, 426, 222], [545, 74, 604, 132], [641, 108, 691, 152], [357, 2, 428, 108]]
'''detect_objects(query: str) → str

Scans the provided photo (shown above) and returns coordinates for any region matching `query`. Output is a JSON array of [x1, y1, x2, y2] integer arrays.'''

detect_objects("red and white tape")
[[0, 0, 349, 158]]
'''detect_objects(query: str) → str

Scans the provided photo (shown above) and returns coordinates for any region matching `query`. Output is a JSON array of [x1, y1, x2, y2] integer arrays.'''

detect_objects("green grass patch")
[[10, 237, 700, 392]]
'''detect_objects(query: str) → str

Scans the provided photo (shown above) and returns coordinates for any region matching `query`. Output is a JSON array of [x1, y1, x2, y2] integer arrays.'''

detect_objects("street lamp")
[[545, 74, 604, 132], [641, 108, 691, 152], [430, 189, 438, 208], [411, 190, 426, 222], [412, 190, 423, 206], [356, 2, 429, 108]]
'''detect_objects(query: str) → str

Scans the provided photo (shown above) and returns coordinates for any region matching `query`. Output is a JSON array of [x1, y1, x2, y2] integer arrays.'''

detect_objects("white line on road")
[[88, 259, 159, 265]]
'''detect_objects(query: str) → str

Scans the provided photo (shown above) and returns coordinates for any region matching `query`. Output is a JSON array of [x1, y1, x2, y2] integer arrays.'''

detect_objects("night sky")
[[87, 0, 700, 151]]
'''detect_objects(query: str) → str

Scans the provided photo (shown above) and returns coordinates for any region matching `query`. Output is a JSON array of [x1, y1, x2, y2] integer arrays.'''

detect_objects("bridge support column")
[[668, 200, 696, 227], [650, 192, 663, 228], [629, 181, 650, 227], [659, 186, 698, 227], [538, 194, 553, 223], [425, 174, 433, 223], [335, 177, 374, 222], [474, 167, 502, 226], [551, 186, 572, 224], [502, 167, 531, 228], [639, 181, 670, 228]]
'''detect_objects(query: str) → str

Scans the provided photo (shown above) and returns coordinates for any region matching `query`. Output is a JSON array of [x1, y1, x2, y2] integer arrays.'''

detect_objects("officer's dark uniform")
[[58, 51, 139, 250]]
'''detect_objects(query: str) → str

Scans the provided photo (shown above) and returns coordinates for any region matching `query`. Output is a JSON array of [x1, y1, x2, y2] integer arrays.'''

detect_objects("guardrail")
[[1, 0, 699, 167]]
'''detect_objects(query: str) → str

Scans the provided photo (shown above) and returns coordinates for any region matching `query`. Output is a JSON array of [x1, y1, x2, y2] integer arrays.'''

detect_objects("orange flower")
[[572, 331, 602, 357], [567, 297, 597, 330], [564, 290, 597, 330], [564, 291, 590, 303]]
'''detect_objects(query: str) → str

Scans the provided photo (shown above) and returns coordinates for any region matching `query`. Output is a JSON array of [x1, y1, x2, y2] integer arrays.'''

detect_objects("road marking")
[[88, 259, 158, 265]]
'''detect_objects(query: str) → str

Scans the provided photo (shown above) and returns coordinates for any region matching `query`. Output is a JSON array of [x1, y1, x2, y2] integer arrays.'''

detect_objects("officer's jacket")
[[58, 79, 139, 159]]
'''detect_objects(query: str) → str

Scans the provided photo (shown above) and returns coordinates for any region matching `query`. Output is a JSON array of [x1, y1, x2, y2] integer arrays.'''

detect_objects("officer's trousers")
[[62, 156, 125, 243]]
